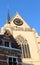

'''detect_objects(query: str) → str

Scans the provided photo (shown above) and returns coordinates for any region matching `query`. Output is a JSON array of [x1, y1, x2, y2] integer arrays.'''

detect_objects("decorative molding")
[[10, 26, 33, 31], [16, 35, 28, 45]]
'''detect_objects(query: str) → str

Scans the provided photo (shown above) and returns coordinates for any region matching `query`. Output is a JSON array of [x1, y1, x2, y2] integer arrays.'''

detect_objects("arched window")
[[16, 35, 31, 58]]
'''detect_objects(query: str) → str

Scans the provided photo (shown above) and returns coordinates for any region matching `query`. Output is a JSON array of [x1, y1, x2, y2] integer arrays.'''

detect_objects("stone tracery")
[[16, 35, 31, 58]]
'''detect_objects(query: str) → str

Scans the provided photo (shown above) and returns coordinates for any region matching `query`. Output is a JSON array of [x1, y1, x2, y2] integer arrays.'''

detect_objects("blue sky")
[[0, 0, 40, 35]]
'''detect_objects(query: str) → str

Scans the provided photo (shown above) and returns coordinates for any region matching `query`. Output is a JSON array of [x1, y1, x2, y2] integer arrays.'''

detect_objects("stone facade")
[[0, 12, 40, 65]]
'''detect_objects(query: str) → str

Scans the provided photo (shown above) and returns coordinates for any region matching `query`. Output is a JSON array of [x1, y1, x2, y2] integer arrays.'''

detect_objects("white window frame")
[[7, 56, 18, 65]]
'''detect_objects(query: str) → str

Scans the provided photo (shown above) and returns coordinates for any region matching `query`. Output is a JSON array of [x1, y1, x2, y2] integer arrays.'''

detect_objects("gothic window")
[[16, 35, 31, 58]]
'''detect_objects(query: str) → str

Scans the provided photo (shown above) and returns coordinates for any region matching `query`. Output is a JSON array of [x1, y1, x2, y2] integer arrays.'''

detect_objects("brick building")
[[0, 29, 22, 65]]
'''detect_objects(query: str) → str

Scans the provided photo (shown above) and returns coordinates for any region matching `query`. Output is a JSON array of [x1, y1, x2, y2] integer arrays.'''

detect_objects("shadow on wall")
[[22, 63, 34, 65]]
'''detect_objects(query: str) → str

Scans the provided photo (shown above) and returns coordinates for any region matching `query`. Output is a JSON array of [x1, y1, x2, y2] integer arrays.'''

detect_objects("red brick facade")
[[0, 48, 22, 65]]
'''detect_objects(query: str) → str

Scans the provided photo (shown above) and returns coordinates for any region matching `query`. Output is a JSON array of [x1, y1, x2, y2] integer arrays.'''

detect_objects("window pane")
[[13, 58, 16, 62], [27, 44, 31, 58], [25, 45, 28, 58], [9, 57, 12, 62], [5, 41, 9, 47], [9, 57, 12, 65], [22, 44, 25, 58], [22, 44, 31, 58], [13, 58, 17, 65], [8, 57, 17, 65], [11, 42, 15, 48]]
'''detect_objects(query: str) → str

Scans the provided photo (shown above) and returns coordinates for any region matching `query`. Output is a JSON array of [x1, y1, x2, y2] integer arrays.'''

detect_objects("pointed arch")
[[16, 35, 28, 44], [16, 35, 31, 58]]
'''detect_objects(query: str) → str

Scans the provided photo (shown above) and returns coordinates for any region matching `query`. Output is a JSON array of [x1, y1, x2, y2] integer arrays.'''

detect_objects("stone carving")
[[16, 35, 27, 45]]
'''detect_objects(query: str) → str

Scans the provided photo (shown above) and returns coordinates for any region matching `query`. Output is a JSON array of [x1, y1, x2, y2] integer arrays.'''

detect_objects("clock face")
[[13, 18, 23, 26]]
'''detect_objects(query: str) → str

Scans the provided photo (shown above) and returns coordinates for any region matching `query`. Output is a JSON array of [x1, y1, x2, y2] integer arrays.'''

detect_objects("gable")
[[10, 12, 31, 29], [1, 12, 32, 34]]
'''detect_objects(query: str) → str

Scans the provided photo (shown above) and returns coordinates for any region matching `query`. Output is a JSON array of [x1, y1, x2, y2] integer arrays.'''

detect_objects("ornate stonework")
[[16, 35, 28, 45], [16, 35, 31, 58]]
